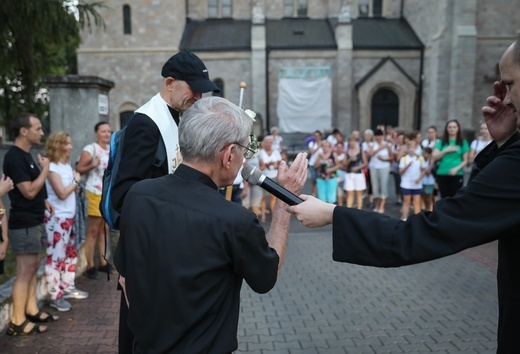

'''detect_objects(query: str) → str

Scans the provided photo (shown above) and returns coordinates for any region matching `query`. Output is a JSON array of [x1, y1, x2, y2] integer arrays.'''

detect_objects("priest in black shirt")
[[287, 38, 520, 354], [115, 96, 308, 353]]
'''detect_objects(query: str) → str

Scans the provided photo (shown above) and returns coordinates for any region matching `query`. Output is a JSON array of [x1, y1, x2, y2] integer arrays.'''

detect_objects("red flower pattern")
[[66, 245, 77, 259], [53, 232, 61, 246], [45, 217, 78, 300]]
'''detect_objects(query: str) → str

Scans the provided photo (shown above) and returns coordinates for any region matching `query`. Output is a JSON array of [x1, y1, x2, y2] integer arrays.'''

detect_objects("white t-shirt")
[[368, 142, 391, 170], [470, 139, 492, 155], [83, 142, 110, 195], [422, 159, 436, 185], [46, 162, 76, 218], [308, 141, 322, 166], [259, 149, 282, 179], [327, 135, 337, 146], [270, 135, 284, 152], [421, 138, 439, 149], [399, 154, 426, 190]]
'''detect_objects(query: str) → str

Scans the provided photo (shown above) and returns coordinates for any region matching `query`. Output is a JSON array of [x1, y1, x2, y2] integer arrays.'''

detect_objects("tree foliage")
[[0, 0, 105, 137]]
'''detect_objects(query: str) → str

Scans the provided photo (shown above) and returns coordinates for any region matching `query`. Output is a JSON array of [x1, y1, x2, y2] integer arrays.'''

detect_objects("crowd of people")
[[296, 119, 492, 220], [220, 116, 488, 225], [287, 38, 520, 353], [0, 37, 518, 353]]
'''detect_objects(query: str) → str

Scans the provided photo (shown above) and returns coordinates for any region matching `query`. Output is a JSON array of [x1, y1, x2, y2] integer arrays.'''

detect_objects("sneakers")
[[50, 298, 72, 312], [63, 287, 89, 300]]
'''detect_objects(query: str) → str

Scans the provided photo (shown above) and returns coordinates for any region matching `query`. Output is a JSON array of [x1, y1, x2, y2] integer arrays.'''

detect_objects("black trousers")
[[436, 174, 463, 198], [119, 290, 133, 353]]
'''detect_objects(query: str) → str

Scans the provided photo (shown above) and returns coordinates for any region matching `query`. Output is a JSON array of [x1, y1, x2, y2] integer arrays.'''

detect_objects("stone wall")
[[80, 0, 185, 49], [78, 51, 176, 130], [77, 0, 520, 138]]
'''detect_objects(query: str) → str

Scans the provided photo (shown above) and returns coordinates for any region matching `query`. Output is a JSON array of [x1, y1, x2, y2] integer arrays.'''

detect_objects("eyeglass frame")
[[233, 142, 257, 159]]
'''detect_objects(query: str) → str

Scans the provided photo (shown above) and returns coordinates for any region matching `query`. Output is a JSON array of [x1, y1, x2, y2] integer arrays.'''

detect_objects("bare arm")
[[287, 194, 336, 228], [0, 199, 8, 261], [266, 152, 307, 274], [76, 150, 100, 175], [0, 174, 14, 196], [17, 154, 50, 200], [432, 145, 458, 162], [47, 170, 80, 200]]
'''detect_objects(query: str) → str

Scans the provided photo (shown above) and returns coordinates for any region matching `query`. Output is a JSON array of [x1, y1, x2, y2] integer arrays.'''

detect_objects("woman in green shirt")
[[433, 119, 469, 198]]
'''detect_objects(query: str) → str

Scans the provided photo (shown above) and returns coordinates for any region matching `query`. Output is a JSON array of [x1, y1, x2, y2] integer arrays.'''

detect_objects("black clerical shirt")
[[116, 164, 279, 353]]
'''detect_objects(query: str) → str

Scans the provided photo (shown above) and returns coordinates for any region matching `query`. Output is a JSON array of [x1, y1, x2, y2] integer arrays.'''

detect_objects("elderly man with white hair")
[[116, 96, 308, 353]]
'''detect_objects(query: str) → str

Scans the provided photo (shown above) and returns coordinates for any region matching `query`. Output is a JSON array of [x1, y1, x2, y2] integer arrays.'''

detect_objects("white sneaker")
[[63, 287, 89, 300], [50, 297, 72, 312]]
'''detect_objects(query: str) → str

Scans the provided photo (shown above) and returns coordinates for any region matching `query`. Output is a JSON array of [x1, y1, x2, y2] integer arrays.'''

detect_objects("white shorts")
[[344, 172, 366, 191]]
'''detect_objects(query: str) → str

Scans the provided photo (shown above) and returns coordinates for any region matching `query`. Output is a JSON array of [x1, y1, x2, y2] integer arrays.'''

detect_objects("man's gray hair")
[[179, 96, 253, 163]]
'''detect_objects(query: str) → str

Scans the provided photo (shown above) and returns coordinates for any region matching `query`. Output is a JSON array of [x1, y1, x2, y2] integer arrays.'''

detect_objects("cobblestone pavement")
[[0, 187, 499, 353]]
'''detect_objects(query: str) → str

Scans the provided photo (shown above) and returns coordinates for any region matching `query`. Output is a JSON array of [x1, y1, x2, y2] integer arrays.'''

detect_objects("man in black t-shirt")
[[3, 113, 56, 336]]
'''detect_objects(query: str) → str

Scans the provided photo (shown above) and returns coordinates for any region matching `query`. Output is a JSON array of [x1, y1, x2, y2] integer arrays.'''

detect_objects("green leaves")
[[0, 0, 105, 135]]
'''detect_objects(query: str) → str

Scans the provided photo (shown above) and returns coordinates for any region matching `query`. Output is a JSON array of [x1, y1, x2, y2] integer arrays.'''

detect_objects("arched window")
[[213, 79, 224, 98], [371, 88, 398, 130], [123, 5, 132, 34]]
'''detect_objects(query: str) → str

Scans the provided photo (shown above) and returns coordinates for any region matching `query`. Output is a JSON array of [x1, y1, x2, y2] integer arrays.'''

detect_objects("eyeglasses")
[[234, 142, 258, 159]]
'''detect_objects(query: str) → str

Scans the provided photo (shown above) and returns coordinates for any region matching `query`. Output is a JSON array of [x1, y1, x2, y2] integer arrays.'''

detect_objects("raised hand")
[[38, 154, 50, 170], [0, 174, 14, 196], [482, 81, 518, 144], [276, 152, 308, 196]]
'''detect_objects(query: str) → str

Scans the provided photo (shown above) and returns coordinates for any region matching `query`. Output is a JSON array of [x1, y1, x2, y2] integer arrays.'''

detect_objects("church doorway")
[[371, 88, 399, 130]]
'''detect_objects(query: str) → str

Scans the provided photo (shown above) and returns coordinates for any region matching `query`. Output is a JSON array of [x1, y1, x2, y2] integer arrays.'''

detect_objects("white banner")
[[277, 77, 332, 133]]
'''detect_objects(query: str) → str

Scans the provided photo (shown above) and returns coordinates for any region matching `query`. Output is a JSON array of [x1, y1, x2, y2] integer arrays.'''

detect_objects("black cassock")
[[331, 132, 520, 354], [115, 164, 279, 354]]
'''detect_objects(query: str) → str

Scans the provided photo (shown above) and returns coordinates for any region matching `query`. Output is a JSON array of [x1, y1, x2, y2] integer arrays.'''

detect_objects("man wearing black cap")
[[111, 50, 219, 353]]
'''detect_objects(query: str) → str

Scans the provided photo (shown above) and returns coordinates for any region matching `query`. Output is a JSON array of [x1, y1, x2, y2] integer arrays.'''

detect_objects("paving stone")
[[0, 185, 500, 353]]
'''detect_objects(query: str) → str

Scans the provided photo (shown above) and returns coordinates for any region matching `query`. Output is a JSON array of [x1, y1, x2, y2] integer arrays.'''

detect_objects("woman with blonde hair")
[[44, 132, 89, 312]]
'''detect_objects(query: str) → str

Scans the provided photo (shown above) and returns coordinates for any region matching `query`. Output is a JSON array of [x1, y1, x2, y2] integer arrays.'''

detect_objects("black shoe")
[[98, 263, 116, 274], [85, 267, 99, 279]]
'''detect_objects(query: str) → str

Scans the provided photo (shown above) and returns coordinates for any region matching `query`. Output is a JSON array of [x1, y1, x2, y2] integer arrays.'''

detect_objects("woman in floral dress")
[[45, 132, 89, 312]]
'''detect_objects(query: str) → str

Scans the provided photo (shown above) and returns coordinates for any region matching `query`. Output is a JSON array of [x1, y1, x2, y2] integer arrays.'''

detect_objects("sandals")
[[26, 310, 59, 323], [6, 319, 47, 336]]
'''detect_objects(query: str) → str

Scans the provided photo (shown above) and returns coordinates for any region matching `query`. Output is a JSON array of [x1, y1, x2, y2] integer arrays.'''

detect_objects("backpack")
[[100, 117, 166, 230]]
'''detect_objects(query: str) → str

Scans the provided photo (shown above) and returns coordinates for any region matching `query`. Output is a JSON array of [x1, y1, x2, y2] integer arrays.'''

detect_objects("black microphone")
[[241, 164, 303, 206]]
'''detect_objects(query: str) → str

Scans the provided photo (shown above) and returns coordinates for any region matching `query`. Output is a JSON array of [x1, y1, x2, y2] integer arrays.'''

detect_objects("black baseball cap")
[[161, 51, 220, 93]]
